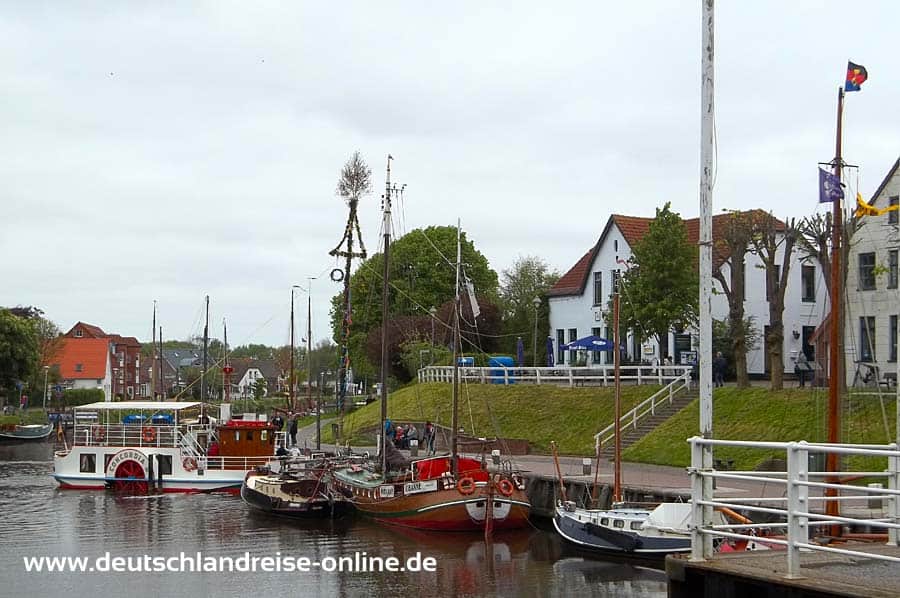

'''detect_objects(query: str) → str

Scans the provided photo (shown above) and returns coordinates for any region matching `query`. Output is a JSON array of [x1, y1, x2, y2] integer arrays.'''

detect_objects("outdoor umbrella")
[[561, 335, 614, 351], [516, 337, 525, 367], [546, 336, 555, 367]]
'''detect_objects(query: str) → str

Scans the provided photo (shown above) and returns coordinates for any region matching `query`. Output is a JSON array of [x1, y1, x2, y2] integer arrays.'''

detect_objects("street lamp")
[[43, 366, 49, 410], [532, 296, 541, 368], [429, 306, 437, 346]]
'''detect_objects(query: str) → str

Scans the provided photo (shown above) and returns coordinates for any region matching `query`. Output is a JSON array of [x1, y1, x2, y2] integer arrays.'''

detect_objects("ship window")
[[630, 521, 643, 530], [80, 453, 96, 473], [600, 518, 609, 526], [247, 431, 253, 441], [156, 455, 172, 475], [613, 519, 625, 529]]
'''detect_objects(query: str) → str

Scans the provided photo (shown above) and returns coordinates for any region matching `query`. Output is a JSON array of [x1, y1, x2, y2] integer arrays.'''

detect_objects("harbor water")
[[0, 442, 666, 597]]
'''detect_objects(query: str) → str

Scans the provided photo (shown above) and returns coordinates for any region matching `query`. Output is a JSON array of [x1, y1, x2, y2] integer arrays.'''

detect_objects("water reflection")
[[0, 444, 666, 597]]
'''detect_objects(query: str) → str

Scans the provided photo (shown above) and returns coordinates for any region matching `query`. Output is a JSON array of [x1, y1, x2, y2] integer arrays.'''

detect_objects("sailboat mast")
[[223, 319, 230, 403], [825, 87, 845, 524], [290, 288, 296, 412], [158, 326, 163, 399], [151, 301, 157, 400], [613, 288, 622, 503], [451, 220, 461, 475], [379, 155, 393, 474], [202, 295, 209, 404], [307, 280, 316, 449]]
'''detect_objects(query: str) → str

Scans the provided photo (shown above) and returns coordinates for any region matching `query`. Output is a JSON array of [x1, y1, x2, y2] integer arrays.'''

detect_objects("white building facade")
[[548, 212, 828, 376]]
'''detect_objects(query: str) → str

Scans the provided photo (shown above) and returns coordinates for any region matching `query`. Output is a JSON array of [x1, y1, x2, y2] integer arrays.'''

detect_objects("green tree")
[[330, 225, 499, 377], [712, 317, 761, 380], [498, 256, 559, 365], [612, 203, 698, 356], [252, 378, 267, 400], [0, 309, 40, 402], [230, 344, 275, 360]]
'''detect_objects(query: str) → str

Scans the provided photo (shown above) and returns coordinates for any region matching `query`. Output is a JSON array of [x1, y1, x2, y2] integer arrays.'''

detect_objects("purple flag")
[[819, 168, 844, 203]]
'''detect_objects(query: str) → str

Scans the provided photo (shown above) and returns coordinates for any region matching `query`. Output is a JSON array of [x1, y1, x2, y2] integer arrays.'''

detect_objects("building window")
[[568, 328, 578, 364], [591, 327, 603, 364], [556, 329, 565, 364], [801, 265, 815, 302], [592, 272, 603, 306], [766, 265, 781, 302], [860, 316, 876, 362], [890, 315, 898, 363], [74, 329, 83, 338], [859, 252, 876, 290], [75, 363, 83, 373], [889, 196, 899, 225], [889, 250, 898, 289]]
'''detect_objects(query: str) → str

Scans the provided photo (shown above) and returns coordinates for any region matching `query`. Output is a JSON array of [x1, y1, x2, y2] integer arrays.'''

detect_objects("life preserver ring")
[[497, 478, 515, 496], [183, 457, 197, 472], [92, 425, 106, 441], [457, 476, 476, 495], [142, 426, 156, 443]]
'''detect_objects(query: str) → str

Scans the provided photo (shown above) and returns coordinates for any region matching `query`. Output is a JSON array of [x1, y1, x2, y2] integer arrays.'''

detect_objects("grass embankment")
[[324, 382, 660, 454], [624, 387, 897, 471], [0, 409, 50, 426]]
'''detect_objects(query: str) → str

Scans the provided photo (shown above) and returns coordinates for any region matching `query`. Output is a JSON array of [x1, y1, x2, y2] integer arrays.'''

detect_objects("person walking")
[[713, 352, 727, 388], [795, 352, 810, 388]]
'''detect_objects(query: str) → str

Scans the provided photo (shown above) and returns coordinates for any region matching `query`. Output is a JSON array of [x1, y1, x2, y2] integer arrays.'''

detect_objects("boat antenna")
[[379, 155, 393, 474]]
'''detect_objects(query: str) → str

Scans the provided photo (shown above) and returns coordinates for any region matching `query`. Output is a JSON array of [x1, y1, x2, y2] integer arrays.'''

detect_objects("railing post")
[[504, 368, 509, 386], [889, 443, 899, 546], [602, 366, 607, 387], [637, 367, 642, 385], [536, 368, 541, 385], [480, 368, 486, 384], [689, 436, 708, 561], [568, 369, 573, 388], [785, 441, 809, 579]]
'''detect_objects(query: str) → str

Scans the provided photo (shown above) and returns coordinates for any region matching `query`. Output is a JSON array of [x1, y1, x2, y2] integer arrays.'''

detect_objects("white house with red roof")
[[51, 337, 113, 399], [63, 322, 141, 399], [548, 211, 828, 377]]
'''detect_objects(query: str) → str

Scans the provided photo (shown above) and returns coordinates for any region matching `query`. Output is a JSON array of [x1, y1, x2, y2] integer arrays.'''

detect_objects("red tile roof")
[[54, 338, 110, 379], [65, 322, 107, 338], [550, 210, 784, 297]]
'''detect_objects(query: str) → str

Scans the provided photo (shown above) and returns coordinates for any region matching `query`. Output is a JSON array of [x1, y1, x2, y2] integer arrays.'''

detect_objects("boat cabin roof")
[[75, 401, 202, 411]]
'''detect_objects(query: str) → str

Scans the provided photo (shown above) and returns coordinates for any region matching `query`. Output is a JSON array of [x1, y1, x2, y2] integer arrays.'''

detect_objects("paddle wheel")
[[112, 459, 149, 494]]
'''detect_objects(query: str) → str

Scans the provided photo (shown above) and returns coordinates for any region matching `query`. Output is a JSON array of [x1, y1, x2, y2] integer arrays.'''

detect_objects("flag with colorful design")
[[845, 61, 867, 92], [818, 168, 844, 203]]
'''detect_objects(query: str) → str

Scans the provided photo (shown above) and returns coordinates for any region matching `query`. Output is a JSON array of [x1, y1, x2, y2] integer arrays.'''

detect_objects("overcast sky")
[[2, 2, 897, 349]]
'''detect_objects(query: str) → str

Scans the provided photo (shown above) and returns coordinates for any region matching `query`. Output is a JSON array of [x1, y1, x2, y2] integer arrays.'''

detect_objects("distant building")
[[228, 358, 283, 399], [62, 322, 141, 399], [51, 338, 113, 400], [548, 211, 828, 376]]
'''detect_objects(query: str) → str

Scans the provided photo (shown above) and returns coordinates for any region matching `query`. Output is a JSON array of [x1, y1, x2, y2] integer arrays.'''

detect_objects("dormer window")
[[74, 330, 83, 338]]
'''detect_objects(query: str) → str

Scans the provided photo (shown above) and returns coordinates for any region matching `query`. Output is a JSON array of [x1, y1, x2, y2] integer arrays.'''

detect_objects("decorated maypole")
[[329, 152, 372, 415]]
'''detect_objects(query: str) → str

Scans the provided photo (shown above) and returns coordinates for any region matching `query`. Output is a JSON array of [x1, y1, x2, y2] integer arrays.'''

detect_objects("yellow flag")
[[855, 193, 880, 218]]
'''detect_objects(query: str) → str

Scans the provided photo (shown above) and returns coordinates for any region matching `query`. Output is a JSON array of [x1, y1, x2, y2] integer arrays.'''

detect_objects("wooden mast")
[[151, 301, 157, 400], [451, 221, 462, 475], [290, 287, 296, 411], [613, 286, 622, 503], [825, 87, 845, 525], [379, 155, 393, 474]]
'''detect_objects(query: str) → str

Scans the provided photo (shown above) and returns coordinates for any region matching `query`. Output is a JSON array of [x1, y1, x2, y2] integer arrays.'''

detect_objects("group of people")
[[384, 419, 436, 455], [270, 413, 300, 447]]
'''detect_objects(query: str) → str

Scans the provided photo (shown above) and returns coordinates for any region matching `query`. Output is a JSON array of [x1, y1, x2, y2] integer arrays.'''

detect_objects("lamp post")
[[43, 366, 49, 410], [429, 306, 437, 346], [532, 296, 541, 368]]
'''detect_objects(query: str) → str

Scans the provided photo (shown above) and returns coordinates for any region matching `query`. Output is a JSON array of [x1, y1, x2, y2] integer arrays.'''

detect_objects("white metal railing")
[[594, 371, 692, 451], [689, 437, 900, 579], [418, 365, 692, 387]]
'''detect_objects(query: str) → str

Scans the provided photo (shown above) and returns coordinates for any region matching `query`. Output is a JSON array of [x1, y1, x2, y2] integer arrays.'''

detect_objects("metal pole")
[[201, 295, 209, 404], [43, 366, 49, 410], [451, 220, 461, 475], [613, 290, 622, 503], [533, 297, 540, 368], [380, 156, 393, 474], [308, 277, 315, 446], [151, 301, 156, 399], [698, 0, 716, 559], [290, 287, 296, 412]]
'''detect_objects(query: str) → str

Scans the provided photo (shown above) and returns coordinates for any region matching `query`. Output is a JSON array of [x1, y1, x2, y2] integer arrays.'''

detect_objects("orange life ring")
[[92, 425, 105, 441], [457, 476, 476, 495], [497, 478, 515, 497], [142, 426, 156, 443], [183, 457, 197, 471]]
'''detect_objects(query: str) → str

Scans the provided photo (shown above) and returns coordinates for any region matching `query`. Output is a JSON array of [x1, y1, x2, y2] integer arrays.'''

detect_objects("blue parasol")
[[561, 335, 614, 351], [546, 336, 555, 367]]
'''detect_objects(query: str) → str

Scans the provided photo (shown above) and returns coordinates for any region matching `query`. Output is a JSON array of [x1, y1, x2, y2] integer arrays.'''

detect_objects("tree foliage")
[[498, 256, 559, 365], [612, 203, 698, 354], [0, 309, 41, 400], [336, 151, 372, 205]]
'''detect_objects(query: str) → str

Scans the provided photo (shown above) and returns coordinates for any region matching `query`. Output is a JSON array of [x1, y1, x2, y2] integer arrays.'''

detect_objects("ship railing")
[[593, 371, 691, 452], [201, 455, 279, 471], [72, 423, 181, 448], [417, 365, 691, 387], [688, 437, 900, 578]]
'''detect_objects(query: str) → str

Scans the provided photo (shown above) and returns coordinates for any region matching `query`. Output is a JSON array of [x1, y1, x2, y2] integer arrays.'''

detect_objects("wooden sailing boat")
[[331, 157, 530, 531]]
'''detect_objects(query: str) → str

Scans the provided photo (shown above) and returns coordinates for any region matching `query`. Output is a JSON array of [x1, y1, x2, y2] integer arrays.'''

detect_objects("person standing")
[[713, 352, 727, 388], [288, 415, 298, 447], [795, 352, 810, 388], [423, 421, 435, 455]]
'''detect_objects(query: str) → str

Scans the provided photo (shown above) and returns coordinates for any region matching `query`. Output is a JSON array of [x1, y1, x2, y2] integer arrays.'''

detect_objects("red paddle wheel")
[[113, 459, 149, 495]]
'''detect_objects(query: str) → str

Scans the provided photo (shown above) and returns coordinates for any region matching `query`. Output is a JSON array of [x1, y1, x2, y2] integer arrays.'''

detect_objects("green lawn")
[[324, 382, 662, 454], [0, 408, 53, 425], [623, 387, 897, 471]]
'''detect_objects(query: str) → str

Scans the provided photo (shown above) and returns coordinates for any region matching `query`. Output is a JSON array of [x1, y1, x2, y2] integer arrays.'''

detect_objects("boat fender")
[[457, 476, 476, 495], [142, 426, 156, 443], [497, 479, 515, 497], [183, 457, 198, 472]]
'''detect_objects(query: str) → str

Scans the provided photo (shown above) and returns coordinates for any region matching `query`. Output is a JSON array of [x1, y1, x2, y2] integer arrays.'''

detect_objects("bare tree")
[[712, 210, 763, 388], [750, 214, 801, 390], [336, 151, 373, 202]]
